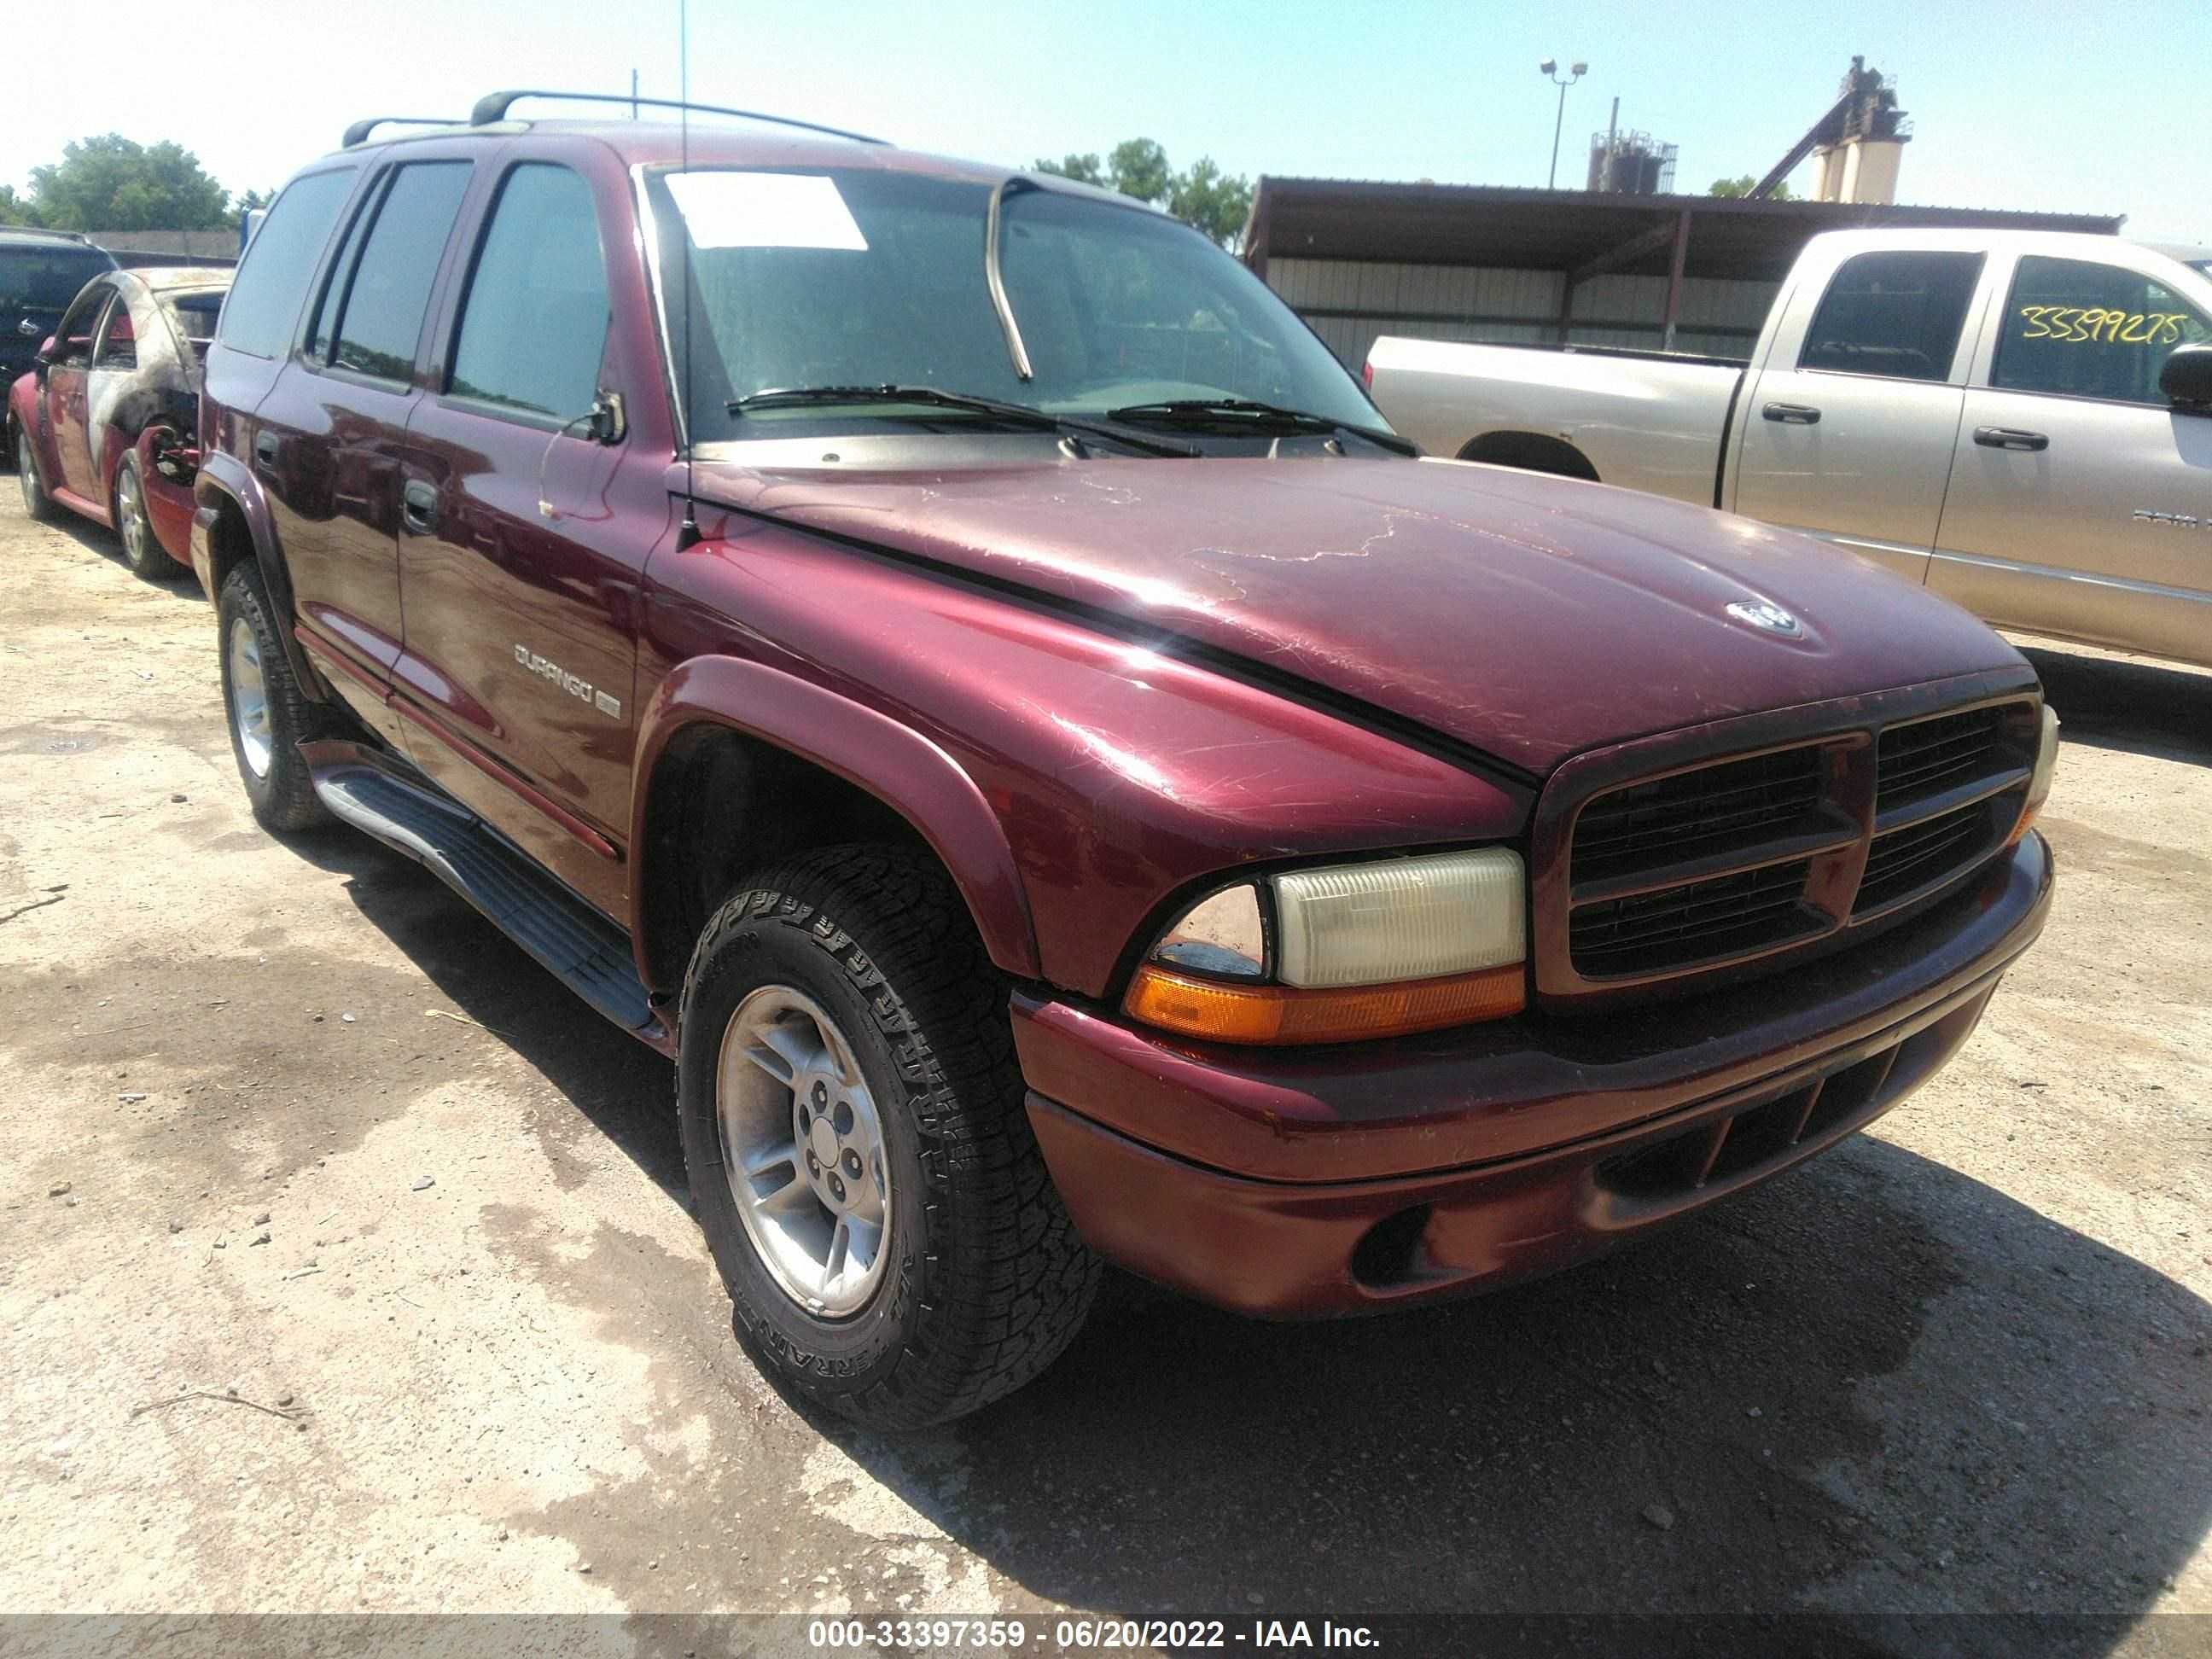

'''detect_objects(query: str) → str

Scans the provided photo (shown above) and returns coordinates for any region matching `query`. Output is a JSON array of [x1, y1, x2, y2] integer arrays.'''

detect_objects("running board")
[[309, 757, 663, 1043]]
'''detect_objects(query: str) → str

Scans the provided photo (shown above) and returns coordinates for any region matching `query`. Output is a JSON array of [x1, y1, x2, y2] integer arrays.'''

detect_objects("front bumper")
[[1017, 831, 2052, 1316]]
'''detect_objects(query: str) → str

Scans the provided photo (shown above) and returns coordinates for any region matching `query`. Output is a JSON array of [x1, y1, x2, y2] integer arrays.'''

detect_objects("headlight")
[[2008, 703, 2060, 844], [1124, 848, 1527, 1045]]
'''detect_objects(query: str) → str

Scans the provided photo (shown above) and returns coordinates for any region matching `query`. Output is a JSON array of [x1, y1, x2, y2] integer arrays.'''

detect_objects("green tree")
[[28, 136, 232, 231], [0, 185, 43, 227], [1034, 139, 1253, 248], [1032, 153, 1104, 187], [1168, 157, 1253, 250], [236, 188, 274, 213], [1709, 174, 1794, 201]]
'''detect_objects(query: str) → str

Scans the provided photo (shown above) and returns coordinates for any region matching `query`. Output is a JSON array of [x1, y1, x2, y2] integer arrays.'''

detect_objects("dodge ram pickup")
[[194, 96, 2056, 1429], [1369, 230, 2212, 669]]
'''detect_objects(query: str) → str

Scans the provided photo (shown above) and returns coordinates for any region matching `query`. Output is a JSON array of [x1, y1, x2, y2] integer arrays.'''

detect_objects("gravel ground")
[[0, 488, 2206, 1650]]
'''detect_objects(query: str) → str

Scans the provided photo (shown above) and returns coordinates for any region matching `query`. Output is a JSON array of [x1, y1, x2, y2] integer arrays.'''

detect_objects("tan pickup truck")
[[1367, 230, 2212, 668]]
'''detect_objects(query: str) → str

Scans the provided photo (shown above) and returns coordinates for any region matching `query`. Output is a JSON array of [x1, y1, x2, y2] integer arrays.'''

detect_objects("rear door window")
[[326, 161, 472, 384], [1798, 250, 1984, 382], [218, 167, 356, 359], [0, 247, 114, 315], [446, 164, 610, 422], [1991, 255, 2212, 405]]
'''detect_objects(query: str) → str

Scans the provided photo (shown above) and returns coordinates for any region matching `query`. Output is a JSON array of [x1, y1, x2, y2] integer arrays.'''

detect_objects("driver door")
[[44, 280, 113, 500]]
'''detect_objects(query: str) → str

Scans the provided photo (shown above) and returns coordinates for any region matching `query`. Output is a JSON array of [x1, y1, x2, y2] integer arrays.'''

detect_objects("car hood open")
[[690, 455, 2024, 776]]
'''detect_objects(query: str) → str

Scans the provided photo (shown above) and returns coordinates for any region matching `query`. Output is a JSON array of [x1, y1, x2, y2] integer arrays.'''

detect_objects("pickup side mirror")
[[2161, 343, 2212, 414]]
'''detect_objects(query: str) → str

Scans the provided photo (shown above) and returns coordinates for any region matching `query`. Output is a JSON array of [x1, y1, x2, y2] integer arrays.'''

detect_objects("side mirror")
[[36, 335, 56, 361], [2161, 343, 2212, 414], [590, 389, 626, 446]]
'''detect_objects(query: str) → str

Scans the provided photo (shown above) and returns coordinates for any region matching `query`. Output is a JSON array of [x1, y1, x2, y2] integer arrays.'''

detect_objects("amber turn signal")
[[1124, 962, 1526, 1045]]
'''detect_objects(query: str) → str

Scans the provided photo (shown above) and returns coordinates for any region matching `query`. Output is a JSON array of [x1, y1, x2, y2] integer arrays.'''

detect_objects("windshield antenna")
[[984, 176, 1034, 381], [674, 0, 701, 550]]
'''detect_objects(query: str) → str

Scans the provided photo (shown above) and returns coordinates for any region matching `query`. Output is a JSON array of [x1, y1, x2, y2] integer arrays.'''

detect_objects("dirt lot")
[[0, 486, 2207, 1648]]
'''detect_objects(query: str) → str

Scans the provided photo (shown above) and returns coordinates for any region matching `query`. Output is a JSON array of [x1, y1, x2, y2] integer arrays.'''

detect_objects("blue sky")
[[6, 0, 2205, 243]]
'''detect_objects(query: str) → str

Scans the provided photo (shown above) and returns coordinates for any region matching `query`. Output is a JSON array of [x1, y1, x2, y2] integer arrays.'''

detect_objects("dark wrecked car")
[[9, 264, 230, 579], [189, 93, 2056, 1429]]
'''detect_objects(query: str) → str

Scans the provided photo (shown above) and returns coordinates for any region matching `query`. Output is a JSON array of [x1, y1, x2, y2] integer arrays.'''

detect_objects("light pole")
[[1540, 58, 1588, 190]]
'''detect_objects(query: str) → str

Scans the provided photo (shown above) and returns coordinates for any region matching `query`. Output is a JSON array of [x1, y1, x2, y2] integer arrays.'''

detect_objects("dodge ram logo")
[[1725, 599, 1803, 638]]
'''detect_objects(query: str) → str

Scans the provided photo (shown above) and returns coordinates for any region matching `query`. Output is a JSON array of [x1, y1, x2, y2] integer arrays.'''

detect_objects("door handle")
[[1973, 426, 2049, 452], [1762, 402, 1821, 425], [253, 430, 280, 467], [401, 479, 439, 535]]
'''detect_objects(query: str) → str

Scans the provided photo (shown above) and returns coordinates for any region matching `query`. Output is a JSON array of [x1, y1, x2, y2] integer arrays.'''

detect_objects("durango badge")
[[1726, 599, 1804, 638], [514, 644, 621, 719]]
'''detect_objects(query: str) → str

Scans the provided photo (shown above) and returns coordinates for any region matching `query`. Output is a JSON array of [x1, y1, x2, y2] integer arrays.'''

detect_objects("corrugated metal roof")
[[1243, 177, 2124, 284]]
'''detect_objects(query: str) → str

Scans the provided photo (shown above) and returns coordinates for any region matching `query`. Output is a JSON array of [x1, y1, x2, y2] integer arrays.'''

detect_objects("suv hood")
[[691, 456, 2023, 776]]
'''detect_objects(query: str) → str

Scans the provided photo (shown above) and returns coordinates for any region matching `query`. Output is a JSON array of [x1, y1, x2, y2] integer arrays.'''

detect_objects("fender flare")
[[194, 450, 328, 701], [630, 655, 1041, 988]]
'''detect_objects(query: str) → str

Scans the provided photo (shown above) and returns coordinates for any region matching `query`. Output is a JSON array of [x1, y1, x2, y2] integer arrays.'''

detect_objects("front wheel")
[[114, 452, 170, 579], [14, 419, 57, 521], [217, 562, 329, 832], [678, 844, 1098, 1429]]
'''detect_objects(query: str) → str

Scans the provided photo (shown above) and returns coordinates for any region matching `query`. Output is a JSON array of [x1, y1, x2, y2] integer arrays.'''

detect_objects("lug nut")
[[806, 1150, 820, 1174], [811, 1080, 829, 1108], [829, 1174, 847, 1202], [841, 1150, 862, 1178]]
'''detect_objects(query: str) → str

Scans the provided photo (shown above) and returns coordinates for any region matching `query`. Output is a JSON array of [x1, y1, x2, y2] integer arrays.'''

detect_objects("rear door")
[[268, 158, 474, 686], [1930, 250, 2212, 661], [44, 279, 113, 499], [1728, 247, 1988, 584], [394, 155, 641, 915]]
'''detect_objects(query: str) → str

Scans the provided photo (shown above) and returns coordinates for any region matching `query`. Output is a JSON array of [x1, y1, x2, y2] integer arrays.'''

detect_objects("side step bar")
[[306, 750, 666, 1047]]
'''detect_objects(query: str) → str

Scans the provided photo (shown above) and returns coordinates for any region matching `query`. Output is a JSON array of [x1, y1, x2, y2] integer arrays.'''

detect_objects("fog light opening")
[[1351, 1204, 1435, 1289]]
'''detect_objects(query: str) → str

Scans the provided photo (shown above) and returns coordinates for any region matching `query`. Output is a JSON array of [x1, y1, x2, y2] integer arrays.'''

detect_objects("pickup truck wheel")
[[114, 454, 169, 579], [678, 844, 1099, 1429], [216, 563, 329, 833], [14, 419, 57, 522]]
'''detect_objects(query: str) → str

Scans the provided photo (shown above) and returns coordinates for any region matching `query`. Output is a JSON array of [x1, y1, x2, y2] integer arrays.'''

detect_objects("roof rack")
[[341, 116, 465, 148], [467, 89, 888, 147], [0, 224, 96, 243]]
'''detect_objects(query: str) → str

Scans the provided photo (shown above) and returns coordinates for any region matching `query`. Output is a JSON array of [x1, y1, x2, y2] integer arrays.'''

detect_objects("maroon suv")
[[193, 92, 2056, 1429]]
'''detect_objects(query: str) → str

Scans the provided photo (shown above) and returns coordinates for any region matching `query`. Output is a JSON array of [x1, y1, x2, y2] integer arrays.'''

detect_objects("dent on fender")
[[629, 655, 1042, 988]]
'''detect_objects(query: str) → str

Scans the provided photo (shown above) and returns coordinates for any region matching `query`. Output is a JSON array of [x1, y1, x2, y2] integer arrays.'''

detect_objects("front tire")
[[14, 418, 57, 521], [114, 452, 170, 579], [678, 844, 1098, 1429], [217, 562, 329, 832]]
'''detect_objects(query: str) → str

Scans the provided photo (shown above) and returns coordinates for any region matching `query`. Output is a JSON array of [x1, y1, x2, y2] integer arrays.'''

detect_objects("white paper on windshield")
[[667, 172, 870, 251]]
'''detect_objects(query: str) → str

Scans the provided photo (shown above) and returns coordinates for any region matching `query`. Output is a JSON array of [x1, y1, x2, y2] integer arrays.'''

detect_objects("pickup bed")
[[1369, 229, 2212, 667]]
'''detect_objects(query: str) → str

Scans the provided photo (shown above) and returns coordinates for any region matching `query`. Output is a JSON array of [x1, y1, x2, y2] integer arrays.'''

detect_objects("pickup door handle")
[[401, 479, 439, 535], [253, 431, 280, 467], [1762, 402, 1821, 425], [1973, 426, 2049, 452]]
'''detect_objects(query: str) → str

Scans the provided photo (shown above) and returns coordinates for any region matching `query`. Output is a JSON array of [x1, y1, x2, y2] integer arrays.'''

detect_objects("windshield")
[[0, 246, 116, 315], [645, 167, 1382, 447]]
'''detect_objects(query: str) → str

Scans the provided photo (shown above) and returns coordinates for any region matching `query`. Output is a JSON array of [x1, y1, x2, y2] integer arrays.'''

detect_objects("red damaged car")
[[190, 94, 2055, 1428], [10, 265, 230, 579]]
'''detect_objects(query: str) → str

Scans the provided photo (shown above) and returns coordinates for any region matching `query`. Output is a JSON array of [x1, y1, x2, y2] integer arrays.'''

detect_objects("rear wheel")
[[217, 562, 329, 833], [114, 453, 169, 579], [678, 844, 1098, 1429], [14, 419, 56, 521]]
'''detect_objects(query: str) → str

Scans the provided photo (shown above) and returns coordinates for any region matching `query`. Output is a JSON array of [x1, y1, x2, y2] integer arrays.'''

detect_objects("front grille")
[[1572, 746, 1825, 885], [1855, 800, 1994, 914], [1545, 693, 2040, 998], [1569, 859, 1820, 978], [1875, 707, 2011, 814]]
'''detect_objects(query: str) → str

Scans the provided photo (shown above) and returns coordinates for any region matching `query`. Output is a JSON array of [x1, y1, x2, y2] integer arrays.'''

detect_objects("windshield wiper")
[[726, 385, 1196, 457], [1106, 398, 1417, 456]]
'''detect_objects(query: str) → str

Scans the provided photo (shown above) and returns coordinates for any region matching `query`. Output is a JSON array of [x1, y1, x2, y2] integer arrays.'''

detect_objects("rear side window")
[[1798, 250, 1983, 382], [0, 247, 114, 313], [448, 165, 610, 420], [1992, 255, 2212, 405], [326, 161, 472, 383], [218, 168, 356, 359]]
